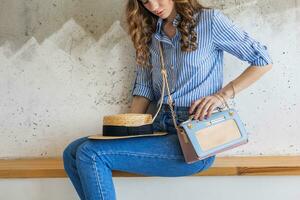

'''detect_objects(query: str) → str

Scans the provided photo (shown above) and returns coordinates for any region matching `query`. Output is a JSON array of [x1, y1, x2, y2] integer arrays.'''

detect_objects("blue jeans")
[[63, 104, 216, 200]]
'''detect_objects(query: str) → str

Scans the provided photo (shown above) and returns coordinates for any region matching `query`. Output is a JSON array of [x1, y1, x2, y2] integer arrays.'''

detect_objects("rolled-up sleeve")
[[212, 9, 273, 66], [131, 65, 154, 101]]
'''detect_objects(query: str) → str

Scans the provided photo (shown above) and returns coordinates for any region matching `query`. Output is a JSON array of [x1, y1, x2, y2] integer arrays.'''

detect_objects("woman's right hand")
[[188, 94, 224, 121]]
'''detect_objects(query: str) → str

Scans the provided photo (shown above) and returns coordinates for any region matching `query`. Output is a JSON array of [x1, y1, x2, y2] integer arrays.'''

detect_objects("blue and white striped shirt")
[[131, 9, 273, 107]]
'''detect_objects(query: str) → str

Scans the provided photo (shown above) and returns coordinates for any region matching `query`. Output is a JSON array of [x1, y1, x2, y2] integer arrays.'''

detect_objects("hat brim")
[[88, 131, 168, 140]]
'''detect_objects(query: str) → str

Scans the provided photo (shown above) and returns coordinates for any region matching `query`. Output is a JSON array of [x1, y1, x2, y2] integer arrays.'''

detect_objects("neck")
[[165, 8, 177, 24]]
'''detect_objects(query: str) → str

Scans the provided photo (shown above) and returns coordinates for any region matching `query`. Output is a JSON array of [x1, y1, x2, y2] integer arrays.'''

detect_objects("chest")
[[149, 27, 215, 72], [163, 23, 176, 39]]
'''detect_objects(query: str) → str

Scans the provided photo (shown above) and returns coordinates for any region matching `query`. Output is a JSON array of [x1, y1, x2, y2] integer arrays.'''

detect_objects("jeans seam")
[[96, 151, 183, 160], [92, 154, 105, 199], [160, 114, 167, 130]]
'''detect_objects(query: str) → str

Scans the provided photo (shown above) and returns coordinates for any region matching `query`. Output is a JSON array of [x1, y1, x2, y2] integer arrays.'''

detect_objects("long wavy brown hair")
[[126, 0, 205, 68]]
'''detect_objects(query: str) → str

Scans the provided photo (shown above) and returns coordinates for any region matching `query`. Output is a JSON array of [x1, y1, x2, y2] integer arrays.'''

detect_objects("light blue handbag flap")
[[179, 109, 248, 157]]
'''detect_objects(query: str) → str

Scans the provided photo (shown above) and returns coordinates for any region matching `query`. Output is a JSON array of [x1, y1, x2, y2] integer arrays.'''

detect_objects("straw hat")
[[88, 113, 168, 140]]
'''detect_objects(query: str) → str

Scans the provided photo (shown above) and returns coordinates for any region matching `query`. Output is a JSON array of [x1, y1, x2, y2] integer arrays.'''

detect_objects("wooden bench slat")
[[0, 156, 300, 178]]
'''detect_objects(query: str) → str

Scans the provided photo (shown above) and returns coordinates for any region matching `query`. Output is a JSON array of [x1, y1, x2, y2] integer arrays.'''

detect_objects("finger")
[[213, 95, 224, 107], [199, 99, 214, 121], [194, 98, 210, 120], [206, 103, 217, 119], [189, 98, 204, 114], [189, 100, 197, 114]]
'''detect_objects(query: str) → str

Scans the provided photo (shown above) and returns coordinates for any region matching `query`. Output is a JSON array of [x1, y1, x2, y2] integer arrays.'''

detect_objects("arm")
[[129, 96, 151, 114], [217, 64, 273, 100], [190, 9, 273, 120], [212, 9, 273, 100], [129, 64, 154, 113], [190, 65, 272, 120]]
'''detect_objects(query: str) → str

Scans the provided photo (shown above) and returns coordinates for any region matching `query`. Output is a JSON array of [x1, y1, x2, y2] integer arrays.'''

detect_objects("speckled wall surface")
[[0, 0, 299, 158]]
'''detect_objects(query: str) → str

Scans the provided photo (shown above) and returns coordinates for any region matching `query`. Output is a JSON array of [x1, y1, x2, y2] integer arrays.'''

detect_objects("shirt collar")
[[155, 13, 181, 34], [154, 13, 181, 47]]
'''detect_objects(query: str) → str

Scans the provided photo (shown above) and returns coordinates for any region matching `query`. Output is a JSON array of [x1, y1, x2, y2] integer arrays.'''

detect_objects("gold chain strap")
[[156, 42, 180, 131]]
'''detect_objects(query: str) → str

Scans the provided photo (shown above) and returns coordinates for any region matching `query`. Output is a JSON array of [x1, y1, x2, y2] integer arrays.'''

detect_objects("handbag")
[[157, 41, 249, 164]]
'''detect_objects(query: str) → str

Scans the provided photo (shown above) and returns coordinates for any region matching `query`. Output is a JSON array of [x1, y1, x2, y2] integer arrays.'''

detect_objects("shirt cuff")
[[250, 43, 273, 66], [132, 84, 154, 102]]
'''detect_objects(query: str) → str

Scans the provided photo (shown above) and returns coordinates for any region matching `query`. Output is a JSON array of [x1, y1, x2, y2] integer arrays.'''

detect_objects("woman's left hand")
[[188, 95, 223, 121]]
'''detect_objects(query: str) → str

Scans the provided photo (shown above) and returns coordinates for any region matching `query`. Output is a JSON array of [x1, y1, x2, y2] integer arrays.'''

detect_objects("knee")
[[75, 139, 110, 163], [62, 143, 74, 169], [202, 155, 216, 170], [189, 155, 216, 175], [62, 136, 89, 164], [75, 140, 96, 162], [62, 144, 72, 163]]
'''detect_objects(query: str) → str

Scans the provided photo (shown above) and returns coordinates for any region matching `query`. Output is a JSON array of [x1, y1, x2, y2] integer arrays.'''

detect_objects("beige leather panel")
[[195, 120, 241, 151]]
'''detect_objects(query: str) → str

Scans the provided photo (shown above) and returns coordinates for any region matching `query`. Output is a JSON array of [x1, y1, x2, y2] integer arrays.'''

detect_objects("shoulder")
[[191, 8, 218, 34], [194, 8, 226, 24]]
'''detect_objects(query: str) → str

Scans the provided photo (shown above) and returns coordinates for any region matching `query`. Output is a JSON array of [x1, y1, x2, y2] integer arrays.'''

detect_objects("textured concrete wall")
[[0, 0, 299, 159], [0, 0, 128, 51]]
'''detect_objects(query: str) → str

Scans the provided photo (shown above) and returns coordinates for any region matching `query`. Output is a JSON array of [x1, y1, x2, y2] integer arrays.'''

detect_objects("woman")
[[63, 0, 273, 199]]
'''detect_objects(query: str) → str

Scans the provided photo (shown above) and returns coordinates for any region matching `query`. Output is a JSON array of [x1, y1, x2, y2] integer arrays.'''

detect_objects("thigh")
[[152, 108, 190, 133], [79, 134, 213, 177]]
